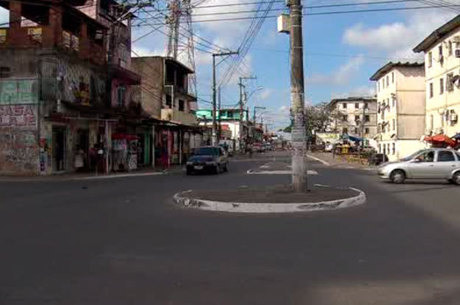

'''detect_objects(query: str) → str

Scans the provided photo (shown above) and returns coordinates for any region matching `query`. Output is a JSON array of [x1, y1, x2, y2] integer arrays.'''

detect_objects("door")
[[408, 150, 435, 179], [433, 150, 458, 179], [52, 127, 66, 172]]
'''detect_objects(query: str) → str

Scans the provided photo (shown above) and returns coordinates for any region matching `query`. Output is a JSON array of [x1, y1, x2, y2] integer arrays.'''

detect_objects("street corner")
[[172, 184, 366, 214], [246, 161, 318, 175]]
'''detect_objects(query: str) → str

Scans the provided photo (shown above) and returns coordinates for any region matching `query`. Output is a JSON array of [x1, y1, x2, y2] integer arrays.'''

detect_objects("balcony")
[[161, 109, 197, 126]]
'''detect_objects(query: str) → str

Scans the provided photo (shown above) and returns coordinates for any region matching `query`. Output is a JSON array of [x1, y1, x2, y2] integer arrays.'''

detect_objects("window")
[[354, 127, 358, 134], [377, 82, 380, 92], [428, 52, 433, 68], [382, 79, 385, 89], [456, 152, 460, 160], [355, 103, 359, 109], [439, 45, 443, 57], [386, 75, 389, 87], [416, 151, 434, 162], [379, 144, 382, 153], [364, 102, 368, 109], [429, 83, 433, 98], [0, 66, 10, 78], [343, 128, 348, 134], [392, 143, 395, 155], [449, 41, 453, 56], [365, 128, 369, 134], [342, 103, 347, 109], [447, 73, 454, 92], [440, 78, 444, 95], [355, 115, 360, 122], [365, 115, 370, 122], [178, 99, 185, 111], [392, 119, 396, 131], [438, 151, 455, 162], [165, 94, 172, 107], [391, 72, 394, 84], [116, 86, 126, 107], [392, 97, 396, 108], [342, 115, 348, 121]]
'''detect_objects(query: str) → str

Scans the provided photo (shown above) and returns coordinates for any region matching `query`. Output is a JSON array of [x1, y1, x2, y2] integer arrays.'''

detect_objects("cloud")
[[308, 55, 365, 86], [342, 8, 459, 59], [131, 46, 165, 57], [259, 88, 273, 100], [331, 85, 376, 99]]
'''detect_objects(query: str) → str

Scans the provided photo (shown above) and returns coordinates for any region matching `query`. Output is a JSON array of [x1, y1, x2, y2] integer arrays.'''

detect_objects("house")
[[0, 0, 143, 175], [370, 62, 426, 161], [413, 15, 460, 137], [327, 97, 378, 140], [131, 56, 201, 166]]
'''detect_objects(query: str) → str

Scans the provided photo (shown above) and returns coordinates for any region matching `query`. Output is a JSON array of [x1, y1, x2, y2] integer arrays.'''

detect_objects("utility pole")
[[288, 0, 307, 192], [212, 51, 238, 146], [238, 76, 256, 152], [253, 106, 266, 140], [218, 86, 222, 140]]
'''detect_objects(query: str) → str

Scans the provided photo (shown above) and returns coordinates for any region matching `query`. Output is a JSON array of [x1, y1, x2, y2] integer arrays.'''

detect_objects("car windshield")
[[400, 150, 425, 161], [194, 147, 219, 156]]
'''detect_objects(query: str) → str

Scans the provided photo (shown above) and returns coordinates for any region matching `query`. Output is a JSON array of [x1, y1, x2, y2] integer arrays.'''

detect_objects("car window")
[[401, 149, 425, 161], [438, 151, 455, 162], [194, 147, 219, 156], [456, 152, 460, 161], [415, 151, 434, 162]]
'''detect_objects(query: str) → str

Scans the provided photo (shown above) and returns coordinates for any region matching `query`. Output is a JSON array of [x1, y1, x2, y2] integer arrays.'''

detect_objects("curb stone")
[[173, 185, 366, 213]]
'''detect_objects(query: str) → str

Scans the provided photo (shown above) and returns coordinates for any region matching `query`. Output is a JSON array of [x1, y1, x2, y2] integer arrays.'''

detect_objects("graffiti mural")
[[0, 104, 37, 129], [0, 130, 38, 173]]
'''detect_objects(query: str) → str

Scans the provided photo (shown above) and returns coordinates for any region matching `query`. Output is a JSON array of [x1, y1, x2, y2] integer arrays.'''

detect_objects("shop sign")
[[0, 104, 37, 129], [0, 79, 38, 105]]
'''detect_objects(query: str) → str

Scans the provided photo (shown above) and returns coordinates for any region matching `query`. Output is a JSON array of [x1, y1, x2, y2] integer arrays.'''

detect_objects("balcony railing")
[[161, 109, 197, 126]]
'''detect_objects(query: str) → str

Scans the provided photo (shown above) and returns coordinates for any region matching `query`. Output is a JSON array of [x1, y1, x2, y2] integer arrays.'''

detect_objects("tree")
[[305, 102, 334, 135]]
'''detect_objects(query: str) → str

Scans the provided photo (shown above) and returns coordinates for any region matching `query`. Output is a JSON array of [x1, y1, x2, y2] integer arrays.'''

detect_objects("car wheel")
[[213, 165, 220, 175], [390, 169, 405, 184], [186, 169, 193, 175], [453, 172, 460, 185]]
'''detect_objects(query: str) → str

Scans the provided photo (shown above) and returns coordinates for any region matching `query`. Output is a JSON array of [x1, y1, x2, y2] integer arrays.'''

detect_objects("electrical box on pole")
[[277, 14, 290, 34]]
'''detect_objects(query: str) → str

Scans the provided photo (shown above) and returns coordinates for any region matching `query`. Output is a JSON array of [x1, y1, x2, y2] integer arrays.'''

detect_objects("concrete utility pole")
[[238, 76, 256, 151], [218, 86, 222, 140], [288, 0, 307, 192], [212, 51, 238, 146]]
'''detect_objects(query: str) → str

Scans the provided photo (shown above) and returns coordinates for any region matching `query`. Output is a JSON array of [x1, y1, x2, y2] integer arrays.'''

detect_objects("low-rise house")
[[132, 56, 201, 166], [370, 62, 426, 161], [413, 15, 460, 137]]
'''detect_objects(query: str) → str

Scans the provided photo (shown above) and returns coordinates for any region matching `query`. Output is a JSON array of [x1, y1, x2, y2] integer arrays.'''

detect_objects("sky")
[[0, 1, 458, 130]]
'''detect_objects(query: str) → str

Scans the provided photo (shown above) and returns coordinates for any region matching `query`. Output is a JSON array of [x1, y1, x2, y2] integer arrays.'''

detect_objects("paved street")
[[2, 151, 460, 304]]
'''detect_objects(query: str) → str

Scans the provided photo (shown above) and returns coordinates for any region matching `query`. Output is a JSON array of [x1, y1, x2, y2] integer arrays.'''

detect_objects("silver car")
[[377, 148, 460, 184]]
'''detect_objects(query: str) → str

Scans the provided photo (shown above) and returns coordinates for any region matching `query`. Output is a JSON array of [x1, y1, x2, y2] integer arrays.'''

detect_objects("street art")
[[0, 79, 38, 104], [71, 76, 90, 105], [0, 104, 37, 128], [0, 130, 38, 173], [39, 138, 50, 173]]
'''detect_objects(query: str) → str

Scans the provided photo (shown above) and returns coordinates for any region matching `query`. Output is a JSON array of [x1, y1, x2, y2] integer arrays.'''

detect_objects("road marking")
[[247, 169, 318, 175], [306, 154, 330, 166]]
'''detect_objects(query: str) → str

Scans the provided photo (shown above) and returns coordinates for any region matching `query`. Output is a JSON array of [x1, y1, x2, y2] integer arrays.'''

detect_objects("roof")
[[330, 97, 376, 106], [370, 62, 424, 81], [413, 15, 460, 52], [131, 56, 194, 74]]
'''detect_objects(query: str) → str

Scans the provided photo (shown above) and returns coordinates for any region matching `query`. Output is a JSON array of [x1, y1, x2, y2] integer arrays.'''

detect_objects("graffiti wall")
[[0, 79, 39, 174]]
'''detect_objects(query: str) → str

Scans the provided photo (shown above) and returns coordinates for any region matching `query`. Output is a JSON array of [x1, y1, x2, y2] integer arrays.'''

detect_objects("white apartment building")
[[370, 62, 426, 161], [413, 15, 460, 137], [328, 97, 378, 139]]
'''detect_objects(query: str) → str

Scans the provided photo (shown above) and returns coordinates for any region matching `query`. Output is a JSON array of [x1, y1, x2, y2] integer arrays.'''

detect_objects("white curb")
[[75, 172, 164, 180], [247, 169, 318, 175], [306, 154, 330, 166], [173, 186, 366, 213]]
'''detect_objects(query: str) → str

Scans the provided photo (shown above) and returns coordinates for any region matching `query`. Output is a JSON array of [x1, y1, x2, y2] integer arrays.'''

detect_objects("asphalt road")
[[1, 152, 460, 305]]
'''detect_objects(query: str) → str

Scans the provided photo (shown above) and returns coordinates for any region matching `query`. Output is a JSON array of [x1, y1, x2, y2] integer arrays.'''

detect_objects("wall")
[[131, 57, 164, 119]]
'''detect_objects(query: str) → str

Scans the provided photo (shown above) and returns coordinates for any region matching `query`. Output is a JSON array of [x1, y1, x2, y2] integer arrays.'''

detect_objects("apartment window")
[[447, 73, 454, 92], [428, 52, 432, 68], [449, 41, 453, 56], [392, 143, 395, 155], [382, 79, 385, 89], [178, 99, 185, 111], [392, 119, 396, 131], [439, 45, 443, 57], [355, 102, 359, 109], [377, 82, 380, 92], [342, 103, 347, 109], [365, 128, 370, 134], [440, 78, 444, 95], [354, 127, 359, 134], [355, 115, 360, 122], [364, 102, 368, 109], [165, 94, 172, 107], [391, 72, 394, 84], [342, 115, 348, 121], [343, 128, 348, 134], [386, 75, 389, 87], [392, 97, 396, 108], [365, 115, 370, 122], [429, 83, 433, 98]]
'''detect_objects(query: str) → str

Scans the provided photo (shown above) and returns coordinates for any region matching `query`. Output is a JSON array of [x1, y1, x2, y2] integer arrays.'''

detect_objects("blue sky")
[[132, 0, 458, 130]]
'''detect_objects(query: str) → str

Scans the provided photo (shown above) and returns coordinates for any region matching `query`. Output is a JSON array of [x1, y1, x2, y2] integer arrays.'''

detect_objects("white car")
[[377, 148, 460, 184]]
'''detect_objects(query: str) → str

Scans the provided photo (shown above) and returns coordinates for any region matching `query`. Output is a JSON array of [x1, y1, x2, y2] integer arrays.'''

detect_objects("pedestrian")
[[74, 146, 85, 172], [161, 144, 169, 171]]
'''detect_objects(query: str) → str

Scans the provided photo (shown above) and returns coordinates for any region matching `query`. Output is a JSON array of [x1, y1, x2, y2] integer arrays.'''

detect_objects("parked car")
[[186, 146, 229, 175], [377, 148, 460, 184], [369, 153, 389, 166]]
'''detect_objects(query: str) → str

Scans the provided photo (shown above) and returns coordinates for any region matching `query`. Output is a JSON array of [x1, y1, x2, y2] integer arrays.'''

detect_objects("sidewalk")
[[307, 151, 376, 170], [0, 165, 184, 182]]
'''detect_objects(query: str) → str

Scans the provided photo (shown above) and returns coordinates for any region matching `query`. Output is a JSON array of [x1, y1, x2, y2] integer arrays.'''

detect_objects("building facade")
[[414, 15, 460, 138], [328, 97, 378, 139], [132, 56, 201, 167], [0, 0, 143, 175], [370, 62, 426, 161]]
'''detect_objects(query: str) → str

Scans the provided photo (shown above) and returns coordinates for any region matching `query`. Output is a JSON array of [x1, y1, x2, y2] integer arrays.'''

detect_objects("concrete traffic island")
[[173, 184, 366, 213]]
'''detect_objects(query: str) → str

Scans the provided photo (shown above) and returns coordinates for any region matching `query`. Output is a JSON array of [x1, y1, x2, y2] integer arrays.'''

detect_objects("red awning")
[[424, 134, 456, 147]]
